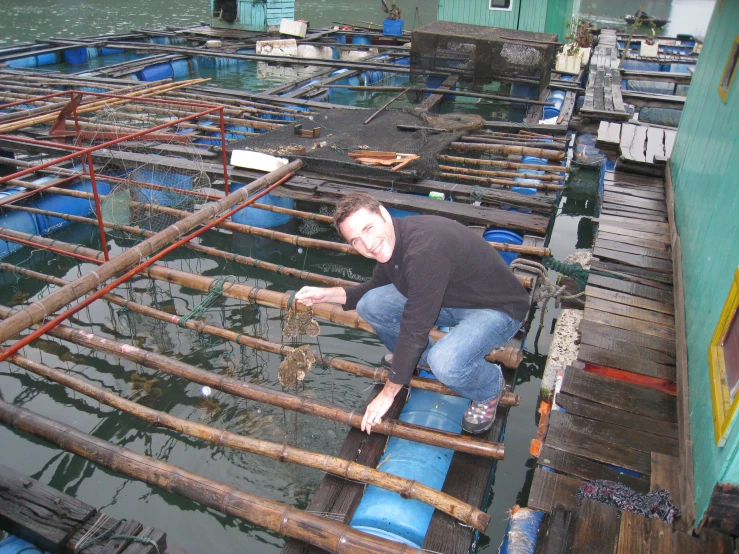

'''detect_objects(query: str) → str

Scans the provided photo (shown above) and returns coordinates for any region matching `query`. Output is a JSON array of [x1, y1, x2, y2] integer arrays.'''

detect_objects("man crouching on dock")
[[295, 193, 529, 435]]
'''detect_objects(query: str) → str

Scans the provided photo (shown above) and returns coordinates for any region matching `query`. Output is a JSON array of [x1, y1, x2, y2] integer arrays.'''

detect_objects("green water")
[[0, 0, 673, 552]]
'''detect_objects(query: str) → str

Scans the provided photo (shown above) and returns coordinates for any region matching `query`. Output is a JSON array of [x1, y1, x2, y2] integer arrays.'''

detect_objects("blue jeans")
[[356, 284, 521, 403]]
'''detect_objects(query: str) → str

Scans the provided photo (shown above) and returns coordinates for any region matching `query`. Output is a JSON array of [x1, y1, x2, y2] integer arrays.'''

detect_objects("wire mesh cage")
[[410, 21, 558, 93]]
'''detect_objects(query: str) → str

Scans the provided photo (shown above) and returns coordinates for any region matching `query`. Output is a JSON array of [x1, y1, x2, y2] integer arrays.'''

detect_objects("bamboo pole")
[[0, 400, 424, 554], [7, 353, 490, 531], [0, 262, 519, 407], [320, 85, 555, 106], [0, 160, 303, 347], [0, 227, 526, 366], [459, 136, 567, 151], [0, 305, 503, 459], [449, 142, 565, 161], [0, 79, 210, 134], [440, 172, 565, 192], [437, 154, 569, 173], [438, 165, 564, 182]]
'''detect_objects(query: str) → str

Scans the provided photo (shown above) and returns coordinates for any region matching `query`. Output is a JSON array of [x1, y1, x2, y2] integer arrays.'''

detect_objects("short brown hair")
[[333, 193, 383, 235]]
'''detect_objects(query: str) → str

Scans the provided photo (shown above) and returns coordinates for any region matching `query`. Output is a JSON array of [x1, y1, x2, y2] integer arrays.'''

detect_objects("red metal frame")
[[0, 90, 231, 262], [0, 172, 295, 364]]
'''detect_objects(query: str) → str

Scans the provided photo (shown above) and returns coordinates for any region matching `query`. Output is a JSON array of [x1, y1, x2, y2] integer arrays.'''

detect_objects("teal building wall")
[[437, 0, 580, 41], [211, 0, 294, 31], [668, 0, 739, 522]]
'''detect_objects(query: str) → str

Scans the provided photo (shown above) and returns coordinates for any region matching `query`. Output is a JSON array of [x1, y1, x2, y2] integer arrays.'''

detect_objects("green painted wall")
[[437, 0, 578, 40], [669, 0, 739, 522]]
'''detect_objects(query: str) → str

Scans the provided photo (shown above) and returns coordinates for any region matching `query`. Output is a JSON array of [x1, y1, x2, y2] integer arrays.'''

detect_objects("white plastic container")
[[231, 151, 289, 172], [279, 19, 308, 38], [256, 38, 298, 57], [640, 41, 660, 57]]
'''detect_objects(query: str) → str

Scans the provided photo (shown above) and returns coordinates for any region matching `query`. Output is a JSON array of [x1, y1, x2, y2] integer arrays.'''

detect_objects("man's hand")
[[294, 286, 346, 307], [361, 381, 403, 434]]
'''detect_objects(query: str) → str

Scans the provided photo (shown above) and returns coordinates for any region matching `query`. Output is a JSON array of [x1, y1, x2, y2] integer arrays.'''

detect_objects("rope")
[[74, 519, 160, 553], [469, 186, 485, 203], [177, 276, 231, 328], [541, 256, 590, 292], [510, 258, 586, 323]]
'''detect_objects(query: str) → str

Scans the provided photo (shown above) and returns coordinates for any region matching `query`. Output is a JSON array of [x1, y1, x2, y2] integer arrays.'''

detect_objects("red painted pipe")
[[0, 172, 295, 363]]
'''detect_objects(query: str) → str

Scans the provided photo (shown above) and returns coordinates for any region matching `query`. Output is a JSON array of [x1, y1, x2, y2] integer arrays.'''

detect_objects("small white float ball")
[[201, 386, 212, 397], [297, 247, 303, 254]]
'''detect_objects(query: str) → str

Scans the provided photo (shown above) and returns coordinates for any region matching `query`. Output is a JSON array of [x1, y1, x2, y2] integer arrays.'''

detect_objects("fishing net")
[[72, 101, 214, 235], [410, 21, 557, 93], [229, 107, 465, 181]]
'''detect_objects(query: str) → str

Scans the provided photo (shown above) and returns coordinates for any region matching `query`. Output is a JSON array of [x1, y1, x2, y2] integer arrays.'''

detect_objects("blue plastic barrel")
[[31, 178, 112, 235], [383, 19, 404, 36], [350, 390, 470, 547], [521, 155, 549, 166], [230, 184, 293, 228], [99, 47, 124, 56], [542, 90, 565, 120], [0, 188, 41, 259], [7, 57, 37, 69], [36, 52, 60, 66], [63, 47, 88, 65], [499, 508, 545, 554], [386, 207, 419, 218], [171, 58, 197, 79], [483, 229, 523, 266], [136, 62, 174, 82], [0, 534, 51, 554], [336, 33, 347, 44], [425, 75, 456, 100], [352, 34, 371, 45], [86, 47, 99, 59], [131, 168, 192, 207]]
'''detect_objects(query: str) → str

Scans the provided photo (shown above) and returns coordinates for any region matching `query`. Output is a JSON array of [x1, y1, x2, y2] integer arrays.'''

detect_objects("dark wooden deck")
[[0, 464, 190, 554], [528, 169, 736, 552]]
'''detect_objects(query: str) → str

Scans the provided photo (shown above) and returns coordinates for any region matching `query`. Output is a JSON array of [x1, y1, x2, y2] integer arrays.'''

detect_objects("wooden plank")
[[551, 410, 677, 457], [594, 240, 671, 262], [603, 68, 614, 112], [560, 366, 677, 422], [584, 307, 675, 341], [586, 284, 673, 315], [570, 498, 621, 554], [101, 520, 145, 554], [597, 231, 670, 252], [616, 511, 672, 554], [701, 483, 739, 536], [579, 328, 677, 366], [539, 444, 650, 493], [587, 273, 673, 304], [598, 121, 621, 145], [601, 206, 668, 222], [599, 214, 670, 233], [556, 392, 678, 439], [594, 248, 674, 273], [121, 526, 167, 554], [672, 531, 705, 554], [528, 468, 581, 512], [629, 125, 648, 163], [612, 70, 626, 113], [603, 192, 667, 212], [699, 527, 736, 554], [651, 453, 681, 509], [545, 412, 652, 475], [534, 506, 574, 554], [620, 123, 637, 161], [605, 171, 664, 186], [585, 296, 674, 328], [664, 130, 677, 158], [578, 343, 676, 382], [0, 464, 97, 553], [579, 320, 676, 356], [645, 127, 665, 164], [590, 260, 673, 287], [604, 184, 665, 201]]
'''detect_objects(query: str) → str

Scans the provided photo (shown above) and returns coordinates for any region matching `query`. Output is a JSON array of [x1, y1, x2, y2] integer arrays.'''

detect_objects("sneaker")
[[380, 353, 430, 373], [462, 387, 505, 434]]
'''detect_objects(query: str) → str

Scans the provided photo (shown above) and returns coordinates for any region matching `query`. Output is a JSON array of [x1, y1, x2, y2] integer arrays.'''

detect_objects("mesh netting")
[[410, 21, 557, 92], [229, 108, 465, 181], [74, 102, 212, 234]]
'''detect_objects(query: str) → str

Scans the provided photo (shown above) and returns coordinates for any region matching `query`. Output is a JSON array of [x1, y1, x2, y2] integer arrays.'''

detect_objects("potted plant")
[[575, 16, 595, 65], [381, 0, 404, 37], [556, 19, 583, 74], [640, 21, 659, 57]]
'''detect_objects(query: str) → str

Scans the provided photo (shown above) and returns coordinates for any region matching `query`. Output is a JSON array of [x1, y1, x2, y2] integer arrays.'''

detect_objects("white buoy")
[[201, 386, 212, 397]]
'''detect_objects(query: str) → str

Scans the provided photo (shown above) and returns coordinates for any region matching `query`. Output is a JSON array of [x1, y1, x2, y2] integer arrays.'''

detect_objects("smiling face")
[[339, 206, 396, 263]]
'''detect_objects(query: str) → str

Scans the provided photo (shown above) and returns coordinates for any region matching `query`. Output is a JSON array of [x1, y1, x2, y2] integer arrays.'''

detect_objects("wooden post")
[[0, 400, 424, 554], [0, 160, 303, 347]]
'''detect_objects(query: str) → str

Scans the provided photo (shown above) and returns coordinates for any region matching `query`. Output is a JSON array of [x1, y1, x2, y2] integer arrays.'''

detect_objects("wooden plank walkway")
[[528, 169, 737, 552], [0, 464, 189, 554], [598, 122, 677, 164], [580, 30, 629, 121]]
